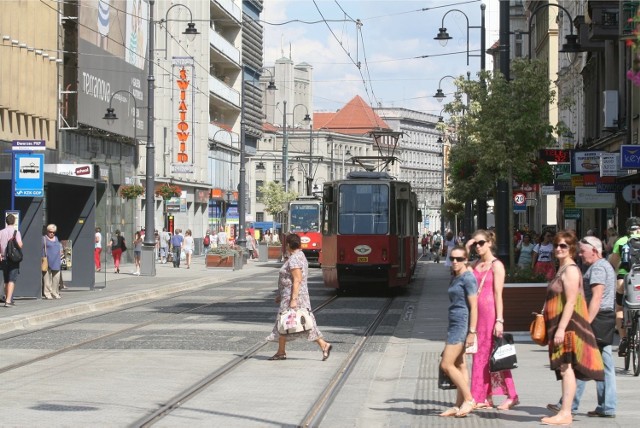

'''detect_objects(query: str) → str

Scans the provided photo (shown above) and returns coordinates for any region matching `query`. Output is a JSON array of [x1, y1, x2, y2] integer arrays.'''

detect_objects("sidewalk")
[[0, 256, 278, 335]]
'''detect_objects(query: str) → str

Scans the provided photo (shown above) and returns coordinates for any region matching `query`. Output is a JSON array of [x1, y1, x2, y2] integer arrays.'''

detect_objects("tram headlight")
[[382, 249, 388, 261]]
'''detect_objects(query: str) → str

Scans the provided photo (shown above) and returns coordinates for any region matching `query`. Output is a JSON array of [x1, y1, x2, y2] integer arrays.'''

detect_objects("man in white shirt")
[[217, 227, 228, 246]]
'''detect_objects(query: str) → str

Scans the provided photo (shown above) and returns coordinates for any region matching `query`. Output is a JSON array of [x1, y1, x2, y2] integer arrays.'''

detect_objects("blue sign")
[[620, 145, 640, 169], [14, 153, 44, 197]]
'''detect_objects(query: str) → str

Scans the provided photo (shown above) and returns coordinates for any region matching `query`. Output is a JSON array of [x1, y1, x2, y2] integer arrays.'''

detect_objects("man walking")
[[0, 214, 23, 307], [159, 227, 170, 264], [170, 229, 184, 268], [550, 236, 617, 417]]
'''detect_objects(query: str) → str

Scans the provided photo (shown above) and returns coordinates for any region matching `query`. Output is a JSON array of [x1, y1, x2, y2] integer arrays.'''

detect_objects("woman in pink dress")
[[466, 229, 519, 410]]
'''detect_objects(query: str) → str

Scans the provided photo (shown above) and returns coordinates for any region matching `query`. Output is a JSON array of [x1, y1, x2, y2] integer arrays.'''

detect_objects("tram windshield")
[[338, 184, 389, 234], [289, 203, 321, 232]]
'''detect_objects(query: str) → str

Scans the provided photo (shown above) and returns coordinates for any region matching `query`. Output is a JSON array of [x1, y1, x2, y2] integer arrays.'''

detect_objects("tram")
[[321, 171, 420, 290], [288, 196, 323, 264]]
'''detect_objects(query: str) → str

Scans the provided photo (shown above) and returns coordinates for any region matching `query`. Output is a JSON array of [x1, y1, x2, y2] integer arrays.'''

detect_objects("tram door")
[[396, 186, 411, 279]]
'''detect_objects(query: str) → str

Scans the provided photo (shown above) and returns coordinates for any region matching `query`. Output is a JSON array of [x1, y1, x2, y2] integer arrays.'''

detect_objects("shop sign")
[[620, 145, 640, 169], [600, 153, 625, 176], [541, 185, 559, 195], [554, 179, 573, 192], [564, 195, 576, 209], [564, 208, 581, 219], [539, 149, 571, 163], [622, 185, 640, 204], [571, 150, 605, 174], [597, 183, 625, 193], [574, 186, 615, 208]]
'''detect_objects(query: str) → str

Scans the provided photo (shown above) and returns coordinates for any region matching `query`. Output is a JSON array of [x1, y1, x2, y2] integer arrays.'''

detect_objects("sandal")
[[497, 396, 519, 410], [455, 400, 475, 418], [439, 406, 459, 417], [475, 399, 493, 409], [268, 353, 286, 361], [322, 344, 333, 361]]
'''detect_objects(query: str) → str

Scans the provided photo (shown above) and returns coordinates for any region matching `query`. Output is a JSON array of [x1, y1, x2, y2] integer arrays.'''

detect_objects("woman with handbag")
[[439, 246, 478, 418], [541, 231, 604, 426], [465, 229, 519, 410], [266, 233, 332, 361], [42, 224, 63, 299]]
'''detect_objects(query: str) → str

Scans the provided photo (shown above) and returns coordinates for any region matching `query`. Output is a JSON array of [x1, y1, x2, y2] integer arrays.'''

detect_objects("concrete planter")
[[267, 246, 282, 260], [205, 254, 235, 269], [503, 282, 547, 331]]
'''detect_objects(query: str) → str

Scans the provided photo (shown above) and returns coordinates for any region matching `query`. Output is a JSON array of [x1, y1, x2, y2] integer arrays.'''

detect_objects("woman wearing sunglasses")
[[541, 230, 604, 426], [465, 230, 519, 410], [439, 246, 478, 418]]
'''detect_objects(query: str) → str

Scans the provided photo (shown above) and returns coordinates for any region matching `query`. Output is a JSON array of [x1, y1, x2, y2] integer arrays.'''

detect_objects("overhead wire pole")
[[237, 68, 247, 248], [282, 100, 288, 191]]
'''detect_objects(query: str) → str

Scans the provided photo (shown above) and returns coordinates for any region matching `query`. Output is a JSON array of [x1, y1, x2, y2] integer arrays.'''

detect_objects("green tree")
[[257, 181, 298, 230], [444, 59, 557, 266]]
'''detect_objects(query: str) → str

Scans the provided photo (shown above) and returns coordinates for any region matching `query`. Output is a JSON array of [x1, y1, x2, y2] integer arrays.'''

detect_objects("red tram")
[[321, 171, 420, 290], [288, 196, 322, 264]]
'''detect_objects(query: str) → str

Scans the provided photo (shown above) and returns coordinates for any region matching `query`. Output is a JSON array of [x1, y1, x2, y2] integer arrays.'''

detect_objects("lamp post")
[[433, 75, 456, 102], [437, 136, 446, 235], [281, 103, 311, 192], [527, 4, 581, 60], [435, 3, 485, 237]]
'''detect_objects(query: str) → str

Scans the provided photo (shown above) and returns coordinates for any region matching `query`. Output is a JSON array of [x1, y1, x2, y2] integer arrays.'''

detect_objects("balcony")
[[212, 0, 242, 24], [209, 27, 240, 65], [208, 74, 240, 108]]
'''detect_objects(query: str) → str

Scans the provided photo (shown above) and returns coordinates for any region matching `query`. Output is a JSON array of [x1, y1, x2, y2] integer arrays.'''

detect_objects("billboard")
[[77, 0, 148, 140], [171, 57, 196, 174]]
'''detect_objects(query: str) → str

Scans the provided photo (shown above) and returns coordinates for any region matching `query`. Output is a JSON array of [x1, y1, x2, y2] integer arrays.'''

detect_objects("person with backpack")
[[203, 229, 211, 253], [0, 214, 23, 307], [609, 217, 640, 357]]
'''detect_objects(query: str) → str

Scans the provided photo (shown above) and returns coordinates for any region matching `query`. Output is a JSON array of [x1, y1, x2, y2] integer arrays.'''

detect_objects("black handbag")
[[438, 353, 456, 390], [591, 310, 616, 346], [490, 333, 518, 372]]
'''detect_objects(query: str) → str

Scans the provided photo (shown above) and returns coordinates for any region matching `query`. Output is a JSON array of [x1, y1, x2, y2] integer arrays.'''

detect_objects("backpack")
[[621, 235, 640, 271], [203, 235, 210, 246], [433, 235, 442, 247], [5, 230, 23, 264]]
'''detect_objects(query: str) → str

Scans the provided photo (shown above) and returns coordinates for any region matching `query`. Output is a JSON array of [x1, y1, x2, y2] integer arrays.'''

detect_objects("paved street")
[[0, 258, 638, 426]]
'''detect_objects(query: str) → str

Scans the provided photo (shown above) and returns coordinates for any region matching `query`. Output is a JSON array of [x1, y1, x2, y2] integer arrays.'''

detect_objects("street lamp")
[[437, 136, 446, 235], [158, 3, 199, 59], [527, 4, 582, 59], [281, 103, 311, 191], [434, 3, 486, 70], [433, 75, 456, 103]]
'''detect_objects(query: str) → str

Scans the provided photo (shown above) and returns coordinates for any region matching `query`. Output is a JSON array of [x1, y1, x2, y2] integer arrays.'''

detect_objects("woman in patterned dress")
[[465, 229, 519, 411], [541, 230, 604, 426], [266, 234, 332, 361]]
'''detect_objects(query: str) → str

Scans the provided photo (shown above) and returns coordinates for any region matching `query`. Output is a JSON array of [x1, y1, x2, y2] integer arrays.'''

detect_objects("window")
[[256, 212, 264, 222], [255, 180, 264, 199]]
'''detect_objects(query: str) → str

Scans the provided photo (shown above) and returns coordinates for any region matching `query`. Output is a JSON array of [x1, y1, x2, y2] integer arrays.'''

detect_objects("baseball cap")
[[626, 217, 640, 233]]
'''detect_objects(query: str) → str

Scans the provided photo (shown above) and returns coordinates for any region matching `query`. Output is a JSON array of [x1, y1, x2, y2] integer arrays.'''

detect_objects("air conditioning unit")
[[603, 90, 618, 128]]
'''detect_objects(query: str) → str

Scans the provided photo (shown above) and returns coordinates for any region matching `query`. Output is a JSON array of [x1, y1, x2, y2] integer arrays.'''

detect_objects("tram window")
[[338, 184, 389, 234]]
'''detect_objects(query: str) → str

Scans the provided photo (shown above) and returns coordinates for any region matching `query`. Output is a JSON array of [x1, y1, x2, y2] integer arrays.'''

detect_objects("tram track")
[[0, 271, 287, 375], [132, 295, 394, 427]]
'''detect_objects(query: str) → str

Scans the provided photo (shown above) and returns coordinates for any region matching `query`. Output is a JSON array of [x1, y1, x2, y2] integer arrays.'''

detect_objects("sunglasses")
[[449, 256, 467, 262], [580, 238, 598, 251], [473, 240, 487, 247], [555, 243, 569, 249]]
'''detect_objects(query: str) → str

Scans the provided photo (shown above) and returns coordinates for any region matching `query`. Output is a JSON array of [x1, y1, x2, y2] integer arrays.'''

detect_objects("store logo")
[[354, 245, 372, 255], [621, 145, 640, 169]]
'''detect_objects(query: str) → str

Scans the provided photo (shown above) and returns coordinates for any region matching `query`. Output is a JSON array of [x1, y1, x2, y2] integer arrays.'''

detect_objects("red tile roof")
[[313, 95, 390, 136], [262, 122, 279, 132]]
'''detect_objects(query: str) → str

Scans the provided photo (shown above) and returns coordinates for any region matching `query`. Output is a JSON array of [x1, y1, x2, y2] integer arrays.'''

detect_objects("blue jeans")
[[571, 345, 617, 415]]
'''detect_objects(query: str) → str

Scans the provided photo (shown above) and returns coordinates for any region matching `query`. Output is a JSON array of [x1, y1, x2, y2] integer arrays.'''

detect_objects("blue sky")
[[262, 0, 501, 115]]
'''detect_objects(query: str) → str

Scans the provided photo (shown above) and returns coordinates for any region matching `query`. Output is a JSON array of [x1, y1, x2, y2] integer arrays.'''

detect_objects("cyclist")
[[609, 217, 640, 357]]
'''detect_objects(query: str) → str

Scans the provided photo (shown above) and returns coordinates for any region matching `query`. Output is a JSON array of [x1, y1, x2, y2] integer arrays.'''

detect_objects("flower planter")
[[503, 283, 547, 331], [205, 254, 234, 268], [267, 246, 282, 260]]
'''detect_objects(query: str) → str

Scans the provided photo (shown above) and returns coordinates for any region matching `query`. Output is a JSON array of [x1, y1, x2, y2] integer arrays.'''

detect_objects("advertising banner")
[[77, 0, 148, 140], [571, 151, 605, 174], [574, 187, 615, 208], [171, 57, 196, 174], [620, 145, 640, 169]]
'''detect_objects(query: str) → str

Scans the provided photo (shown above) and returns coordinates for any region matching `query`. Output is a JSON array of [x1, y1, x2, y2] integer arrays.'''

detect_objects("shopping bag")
[[277, 308, 313, 334], [490, 333, 518, 372]]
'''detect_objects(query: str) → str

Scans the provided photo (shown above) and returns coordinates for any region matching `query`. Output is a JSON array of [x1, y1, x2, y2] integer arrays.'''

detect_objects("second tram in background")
[[320, 171, 420, 291], [288, 196, 323, 265]]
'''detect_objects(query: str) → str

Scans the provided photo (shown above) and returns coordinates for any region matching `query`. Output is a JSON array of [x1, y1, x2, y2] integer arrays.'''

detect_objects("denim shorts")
[[2, 264, 20, 284]]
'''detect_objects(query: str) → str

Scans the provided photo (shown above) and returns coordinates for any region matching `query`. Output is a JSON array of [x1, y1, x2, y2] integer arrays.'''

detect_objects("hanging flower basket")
[[155, 184, 182, 200], [119, 184, 145, 200], [626, 9, 640, 86]]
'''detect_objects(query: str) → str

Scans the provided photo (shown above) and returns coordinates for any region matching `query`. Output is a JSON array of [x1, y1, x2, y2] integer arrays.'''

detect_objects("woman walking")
[[541, 230, 604, 426], [439, 245, 478, 418], [465, 229, 519, 410], [266, 234, 332, 361], [110, 230, 125, 274], [42, 224, 63, 299], [132, 231, 142, 275], [183, 229, 194, 269]]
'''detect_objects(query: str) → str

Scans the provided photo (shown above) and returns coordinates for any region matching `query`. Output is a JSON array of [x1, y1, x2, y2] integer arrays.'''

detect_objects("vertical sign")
[[14, 153, 45, 197], [171, 57, 195, 174]]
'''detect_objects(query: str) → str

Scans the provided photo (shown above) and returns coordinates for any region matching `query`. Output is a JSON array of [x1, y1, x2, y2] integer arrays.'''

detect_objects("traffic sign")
[[513, 192, 526, 212], [14, 153, 44, 197]]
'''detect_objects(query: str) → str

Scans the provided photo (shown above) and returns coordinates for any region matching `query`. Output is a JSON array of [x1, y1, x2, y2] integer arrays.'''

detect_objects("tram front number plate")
[[357, 257, 368, 263]]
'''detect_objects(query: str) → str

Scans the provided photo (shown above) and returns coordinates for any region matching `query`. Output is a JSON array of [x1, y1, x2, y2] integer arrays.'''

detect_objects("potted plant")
[[155, 183, 182, 200], [118, 184, 145, 200], [267, 241, 283, 260], [503, 267, 549, 331]]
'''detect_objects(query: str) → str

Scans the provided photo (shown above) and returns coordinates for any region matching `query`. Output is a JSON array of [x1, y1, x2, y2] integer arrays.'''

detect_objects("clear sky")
[[262, 0, 501, 116]]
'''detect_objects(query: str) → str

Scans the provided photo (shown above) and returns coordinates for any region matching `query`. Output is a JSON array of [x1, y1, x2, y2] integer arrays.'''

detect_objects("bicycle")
[[624, 307, 640, 376]]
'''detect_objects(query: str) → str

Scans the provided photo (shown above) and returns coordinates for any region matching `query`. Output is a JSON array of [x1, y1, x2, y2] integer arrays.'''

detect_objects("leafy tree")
[[444, 59, 557, 266], [257, 181, 298, 227]]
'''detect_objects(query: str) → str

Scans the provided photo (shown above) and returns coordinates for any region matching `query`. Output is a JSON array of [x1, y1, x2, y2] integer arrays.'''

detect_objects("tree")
[[444, 59, 557, 266], [257, 181, 298, 230]]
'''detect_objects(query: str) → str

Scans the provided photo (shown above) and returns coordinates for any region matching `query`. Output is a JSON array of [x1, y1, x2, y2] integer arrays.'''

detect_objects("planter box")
[[267, 246, 282, 260], [503, 283, 547, 331], [205, 254, 235, 268]]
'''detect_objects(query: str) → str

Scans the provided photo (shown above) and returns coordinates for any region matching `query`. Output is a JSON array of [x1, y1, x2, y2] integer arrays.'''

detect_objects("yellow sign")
[[357, 257, 368, 263]]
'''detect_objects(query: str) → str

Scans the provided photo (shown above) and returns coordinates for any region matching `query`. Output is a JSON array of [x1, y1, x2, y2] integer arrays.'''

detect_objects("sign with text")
[[571, 151, 605, 174], [539, 149, 571, 163], [574, 186, 615, 208], [513, 192, 526, 212], [620, 145, 640, 169], [14, 153, 44, 197], [12, 140, 46, 151]]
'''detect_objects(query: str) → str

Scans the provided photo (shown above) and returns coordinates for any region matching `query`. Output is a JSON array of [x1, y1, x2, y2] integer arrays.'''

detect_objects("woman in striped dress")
[[541, 230, 604, 426]]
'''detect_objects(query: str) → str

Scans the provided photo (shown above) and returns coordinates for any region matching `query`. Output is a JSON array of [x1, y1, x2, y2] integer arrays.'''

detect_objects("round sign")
[[622, 185, 640, 203], [513, 192, 526, 206]]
